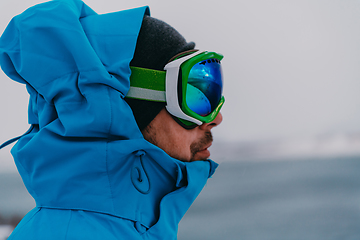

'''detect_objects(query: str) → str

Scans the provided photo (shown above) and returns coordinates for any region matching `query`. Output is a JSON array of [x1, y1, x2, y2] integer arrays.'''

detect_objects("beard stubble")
[[190, 131, 213, 161]]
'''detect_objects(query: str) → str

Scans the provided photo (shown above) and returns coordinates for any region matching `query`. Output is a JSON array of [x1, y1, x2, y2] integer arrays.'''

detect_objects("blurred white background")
[[1, 2, 360, 240]]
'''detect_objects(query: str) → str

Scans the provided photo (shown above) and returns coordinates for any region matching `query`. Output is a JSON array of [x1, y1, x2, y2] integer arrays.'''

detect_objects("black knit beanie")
[[125, 15, 195, 131]]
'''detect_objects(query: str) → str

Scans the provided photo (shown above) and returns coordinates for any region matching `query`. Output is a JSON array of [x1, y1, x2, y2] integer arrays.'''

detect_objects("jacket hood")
[[0, 0, 217, 236]]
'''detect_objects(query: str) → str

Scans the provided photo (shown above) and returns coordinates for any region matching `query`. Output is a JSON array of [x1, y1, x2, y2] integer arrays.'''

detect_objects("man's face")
[[142, 109, 223, 162]]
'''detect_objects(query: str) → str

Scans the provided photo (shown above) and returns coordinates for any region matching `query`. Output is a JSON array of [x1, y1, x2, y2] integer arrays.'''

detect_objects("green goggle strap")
[[128, 66, 199, 128], [127, 66, 166, 102]]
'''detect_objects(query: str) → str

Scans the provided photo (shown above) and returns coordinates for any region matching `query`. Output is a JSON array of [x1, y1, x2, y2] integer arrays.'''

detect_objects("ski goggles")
[[127, 50, 225, 128]]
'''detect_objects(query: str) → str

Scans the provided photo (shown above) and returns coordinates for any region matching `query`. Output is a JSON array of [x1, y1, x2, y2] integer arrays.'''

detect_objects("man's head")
[[126, 15, 223, 162]]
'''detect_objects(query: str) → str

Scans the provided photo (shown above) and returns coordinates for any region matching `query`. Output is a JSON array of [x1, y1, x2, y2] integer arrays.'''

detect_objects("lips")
[[190, 131, 213, 161], [195, 143, 212, 160], [199, 143, 212, 152]]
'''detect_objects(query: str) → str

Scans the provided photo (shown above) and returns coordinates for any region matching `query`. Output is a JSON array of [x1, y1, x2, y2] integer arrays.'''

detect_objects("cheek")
[[145, 109, 200, 162], [168, 131, 192, 159], [161, 128, 196, 162]]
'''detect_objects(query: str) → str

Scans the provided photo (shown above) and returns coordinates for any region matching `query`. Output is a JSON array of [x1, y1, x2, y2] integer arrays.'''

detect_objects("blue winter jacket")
[[0, 0, 218, 239]]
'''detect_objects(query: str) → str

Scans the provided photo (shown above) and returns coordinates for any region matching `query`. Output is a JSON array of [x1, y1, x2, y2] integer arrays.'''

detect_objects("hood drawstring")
[[0, 124, 35, 150]]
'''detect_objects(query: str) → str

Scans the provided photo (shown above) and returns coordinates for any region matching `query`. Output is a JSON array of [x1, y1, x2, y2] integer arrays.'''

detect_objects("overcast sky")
[[1, 0, 360, 151]]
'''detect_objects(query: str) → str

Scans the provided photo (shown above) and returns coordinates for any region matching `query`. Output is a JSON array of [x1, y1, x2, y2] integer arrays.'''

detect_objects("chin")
[[191, 149, 211, 162]]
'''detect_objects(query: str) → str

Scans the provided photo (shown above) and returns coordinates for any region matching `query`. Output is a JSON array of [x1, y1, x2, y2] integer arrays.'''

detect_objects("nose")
[[199, 112, 223, 130]]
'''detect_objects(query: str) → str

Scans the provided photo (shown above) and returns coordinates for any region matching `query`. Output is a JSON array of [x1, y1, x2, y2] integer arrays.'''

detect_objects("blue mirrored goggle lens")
[[186, 58, 223, 116]]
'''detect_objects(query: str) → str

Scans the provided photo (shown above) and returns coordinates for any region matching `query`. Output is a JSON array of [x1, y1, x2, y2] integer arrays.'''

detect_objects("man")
[[0, 0, 224, 239]]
